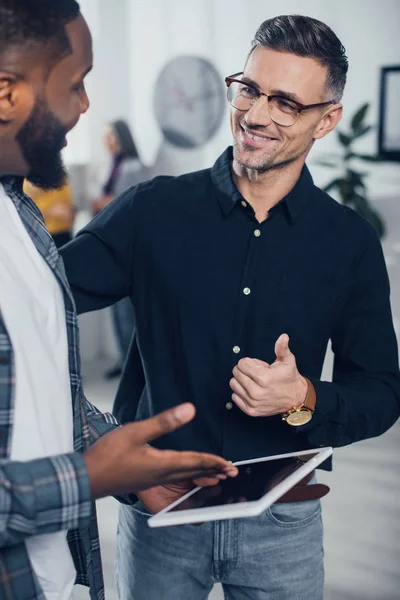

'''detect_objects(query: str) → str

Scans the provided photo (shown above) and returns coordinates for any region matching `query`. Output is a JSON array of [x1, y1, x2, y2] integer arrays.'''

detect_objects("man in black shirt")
[[61, 14, 400, 600]]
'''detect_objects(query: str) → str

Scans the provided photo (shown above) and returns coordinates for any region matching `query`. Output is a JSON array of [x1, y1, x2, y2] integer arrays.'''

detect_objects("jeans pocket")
[[266, 498, 321, 528]]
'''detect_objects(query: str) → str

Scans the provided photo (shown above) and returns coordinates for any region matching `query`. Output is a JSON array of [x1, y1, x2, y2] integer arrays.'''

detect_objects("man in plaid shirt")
[[0, 1, 237, 598]]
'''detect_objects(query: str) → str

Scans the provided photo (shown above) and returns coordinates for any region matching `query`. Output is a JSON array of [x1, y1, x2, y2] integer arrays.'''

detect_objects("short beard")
[[16, 96, 68, 190], [233, 141, 308, 174]]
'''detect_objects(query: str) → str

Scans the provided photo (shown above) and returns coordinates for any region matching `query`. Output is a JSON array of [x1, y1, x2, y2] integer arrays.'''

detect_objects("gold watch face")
[[286, 409, 313, 426]]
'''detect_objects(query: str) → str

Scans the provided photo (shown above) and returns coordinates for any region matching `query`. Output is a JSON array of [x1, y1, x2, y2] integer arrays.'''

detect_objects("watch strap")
[[282, 377, 316, 422]]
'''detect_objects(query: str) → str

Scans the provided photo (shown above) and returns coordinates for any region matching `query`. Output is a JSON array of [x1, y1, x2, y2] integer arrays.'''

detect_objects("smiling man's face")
[[230, 46, 332, 173]]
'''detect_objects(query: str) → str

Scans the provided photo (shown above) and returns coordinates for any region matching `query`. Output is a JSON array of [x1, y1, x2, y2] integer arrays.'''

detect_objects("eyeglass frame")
[[225, 72, 335, 127]]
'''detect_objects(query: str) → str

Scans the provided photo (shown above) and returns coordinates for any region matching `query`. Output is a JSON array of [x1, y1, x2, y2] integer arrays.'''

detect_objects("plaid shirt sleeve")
[[0, 452, 92, 548], [83, 396, 139, 506], [83, 395, 120, 445]]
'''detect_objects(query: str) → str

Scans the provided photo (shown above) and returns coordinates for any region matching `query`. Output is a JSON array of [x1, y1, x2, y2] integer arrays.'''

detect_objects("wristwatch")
[[282, 377, 316, 426]]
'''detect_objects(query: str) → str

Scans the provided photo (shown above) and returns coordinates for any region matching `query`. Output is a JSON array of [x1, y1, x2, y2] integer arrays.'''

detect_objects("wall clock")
[[154, 55, 226, 149]]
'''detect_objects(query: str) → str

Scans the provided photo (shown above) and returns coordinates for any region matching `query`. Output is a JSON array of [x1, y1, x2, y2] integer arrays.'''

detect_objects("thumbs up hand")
[[229, 334, 308, 418]]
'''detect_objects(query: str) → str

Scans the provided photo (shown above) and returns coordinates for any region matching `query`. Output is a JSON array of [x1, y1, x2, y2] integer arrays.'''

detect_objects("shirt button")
[[254, 229, 261, 237], [243, 287, 251, 295], [241, 200, 247, 208], [226, 402, 233, 410], [233, 345, 241, 354]]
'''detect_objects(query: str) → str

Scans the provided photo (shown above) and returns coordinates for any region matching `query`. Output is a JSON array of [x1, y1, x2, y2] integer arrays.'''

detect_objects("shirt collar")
[[0, 175, 24, 195], [210, 146, 315, 223]]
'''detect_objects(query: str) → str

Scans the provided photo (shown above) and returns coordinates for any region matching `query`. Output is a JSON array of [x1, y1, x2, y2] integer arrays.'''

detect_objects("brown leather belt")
[[275, 470, 330, 503]]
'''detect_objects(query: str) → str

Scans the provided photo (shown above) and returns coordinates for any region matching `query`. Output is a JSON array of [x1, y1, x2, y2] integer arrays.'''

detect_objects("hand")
[[136, 473, 233, 514], [83, 403, 236, 500], [229, 334, 308, 417]]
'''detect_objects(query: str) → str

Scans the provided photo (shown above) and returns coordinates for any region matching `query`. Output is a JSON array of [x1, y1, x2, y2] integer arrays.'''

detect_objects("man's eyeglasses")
[[225, 72, 335, 127]]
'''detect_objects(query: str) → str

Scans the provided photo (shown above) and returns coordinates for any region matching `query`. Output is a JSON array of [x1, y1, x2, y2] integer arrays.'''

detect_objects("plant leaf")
[[338, 179, 353, 204], [352, 125, 373, 139], [351, 103, 370, 131], [314, 160, 338, 168], [338, 131, 352, 147], [347, 169, 367, 189], [323, 178, 343, 193], [351, 193, 369, 212], [367, 211, 386, 239], [349, 193, 386, 238]]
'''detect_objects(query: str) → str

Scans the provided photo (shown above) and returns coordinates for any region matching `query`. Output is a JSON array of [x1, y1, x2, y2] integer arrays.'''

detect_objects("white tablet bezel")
[[148, 446, 332, 528]]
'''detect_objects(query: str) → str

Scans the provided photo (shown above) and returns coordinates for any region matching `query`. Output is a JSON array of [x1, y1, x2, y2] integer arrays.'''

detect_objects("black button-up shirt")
[[61, 148, 400, 466]]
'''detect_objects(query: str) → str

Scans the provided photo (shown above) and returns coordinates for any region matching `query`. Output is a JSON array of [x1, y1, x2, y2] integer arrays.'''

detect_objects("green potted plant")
[[315, 103, 386, 238]]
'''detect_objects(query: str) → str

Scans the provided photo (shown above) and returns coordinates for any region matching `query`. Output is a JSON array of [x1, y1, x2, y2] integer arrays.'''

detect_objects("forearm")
[[61, 232, 127, 314], [299, 226, 400, 447], [83, 397, 134, 505], [298, 375, 400, 447], [60, 188, 136, 314], [0, 453, 92, 548]]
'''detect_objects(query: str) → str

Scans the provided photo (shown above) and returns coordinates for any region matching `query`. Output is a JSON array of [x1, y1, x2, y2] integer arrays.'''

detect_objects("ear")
[[0, 72, 33, 125], [313, 103, 343, 140]]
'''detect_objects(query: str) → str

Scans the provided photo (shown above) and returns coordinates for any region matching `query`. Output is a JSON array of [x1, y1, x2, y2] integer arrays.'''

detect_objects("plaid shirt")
[[0, 177, 119, 600]]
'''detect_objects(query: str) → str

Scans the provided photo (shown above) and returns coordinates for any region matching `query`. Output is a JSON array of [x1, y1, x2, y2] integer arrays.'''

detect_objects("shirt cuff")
[[32, 452, 93, 531]]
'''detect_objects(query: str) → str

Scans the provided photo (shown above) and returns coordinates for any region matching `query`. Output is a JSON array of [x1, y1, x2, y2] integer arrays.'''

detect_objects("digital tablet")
[[148, 447, 332, 528]]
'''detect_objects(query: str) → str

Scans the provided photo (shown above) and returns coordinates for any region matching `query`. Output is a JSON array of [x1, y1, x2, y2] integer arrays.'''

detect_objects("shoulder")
[[310, 184, 380, 249], [125, 167, 213, 210], [85, 167, 212, 231]]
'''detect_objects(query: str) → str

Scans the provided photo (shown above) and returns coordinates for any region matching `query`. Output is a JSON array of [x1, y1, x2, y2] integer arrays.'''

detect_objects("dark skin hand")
[[136, 476, 230, 514], [83, 403, 238, 500]]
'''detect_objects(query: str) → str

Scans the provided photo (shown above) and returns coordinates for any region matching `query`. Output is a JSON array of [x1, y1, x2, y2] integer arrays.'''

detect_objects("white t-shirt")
[[0, 184, 76, 599]]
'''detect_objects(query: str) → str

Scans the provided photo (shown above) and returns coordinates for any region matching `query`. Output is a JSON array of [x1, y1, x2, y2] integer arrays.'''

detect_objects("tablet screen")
[[168, 452, 319, 512]]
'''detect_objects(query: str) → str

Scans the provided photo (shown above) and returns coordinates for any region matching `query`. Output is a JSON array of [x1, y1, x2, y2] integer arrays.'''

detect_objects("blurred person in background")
[[24, 178, 76, 248], [0, 2, 237, 599], [91, 119, 146, 214], [62, 14, 400, 600], [92, 119, 148, 379]]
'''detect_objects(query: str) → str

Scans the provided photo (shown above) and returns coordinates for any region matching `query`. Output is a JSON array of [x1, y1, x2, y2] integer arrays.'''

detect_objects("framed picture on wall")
[[378, 65, 400, 161]]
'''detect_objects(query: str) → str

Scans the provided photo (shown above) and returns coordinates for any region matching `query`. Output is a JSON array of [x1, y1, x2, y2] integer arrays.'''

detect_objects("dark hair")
[[112, 119, 139, 160], [0, 0, 81, 65], [250, 15, 348, 102]]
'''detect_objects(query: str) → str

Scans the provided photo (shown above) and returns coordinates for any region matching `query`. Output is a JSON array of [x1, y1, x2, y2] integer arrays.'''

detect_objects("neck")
[[232, 159, 305, 223], [0, 138, 28, 178]]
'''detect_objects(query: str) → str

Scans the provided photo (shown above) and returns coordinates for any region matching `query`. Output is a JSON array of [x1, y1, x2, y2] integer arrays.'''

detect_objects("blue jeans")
[[116, 495, 324, 600]]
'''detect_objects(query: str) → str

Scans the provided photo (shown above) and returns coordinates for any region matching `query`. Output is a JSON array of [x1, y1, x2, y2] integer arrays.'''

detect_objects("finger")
[[230, 375, 256, 404], [158, 451, 236, 482], [274, 333, 292, 362], [235, 359, 270, 386], [193, 476, 222, 487], [194, 466, 238, 487], [251, 358, 270, 368], [231, 393, 255, 416], [131, 403, 196, 445]]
